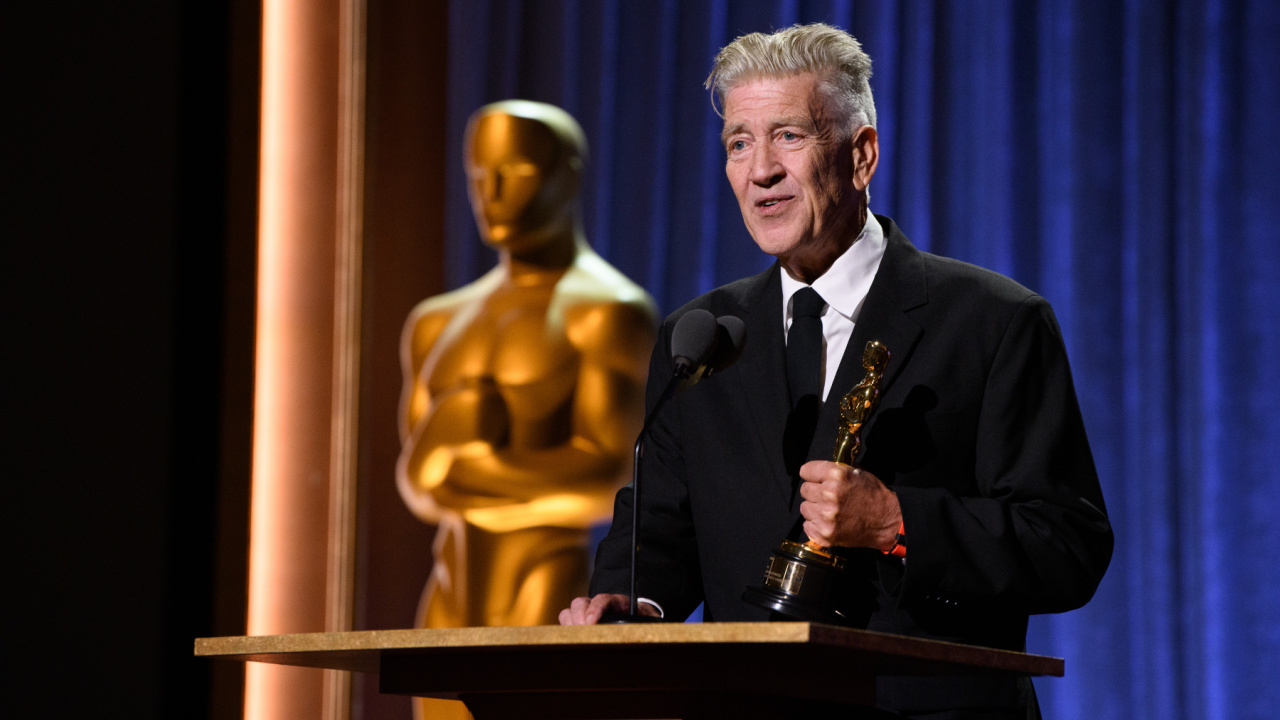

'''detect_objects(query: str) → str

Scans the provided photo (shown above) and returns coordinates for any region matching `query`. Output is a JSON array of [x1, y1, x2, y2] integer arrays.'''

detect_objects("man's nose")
[[748, 145, 784, 186]]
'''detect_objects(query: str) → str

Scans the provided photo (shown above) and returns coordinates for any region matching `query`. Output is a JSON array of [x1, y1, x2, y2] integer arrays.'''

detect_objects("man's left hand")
[[798, 460, 902, 550]]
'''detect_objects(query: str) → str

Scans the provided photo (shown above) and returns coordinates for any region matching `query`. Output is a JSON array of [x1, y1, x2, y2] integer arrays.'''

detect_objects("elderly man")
[[561, 24, 1112, 720]]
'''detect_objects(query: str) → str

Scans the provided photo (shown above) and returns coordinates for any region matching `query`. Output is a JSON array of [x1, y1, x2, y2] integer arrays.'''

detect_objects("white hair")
[[705, 23, 877, 138]]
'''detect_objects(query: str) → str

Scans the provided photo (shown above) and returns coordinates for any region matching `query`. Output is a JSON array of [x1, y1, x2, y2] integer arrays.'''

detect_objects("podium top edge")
[[194, 623, 1063, 677], [196, 622, 813, 655]]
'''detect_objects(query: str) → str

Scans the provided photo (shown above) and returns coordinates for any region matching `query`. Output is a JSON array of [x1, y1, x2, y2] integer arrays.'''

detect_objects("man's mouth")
[[756, 195, 793, 209]]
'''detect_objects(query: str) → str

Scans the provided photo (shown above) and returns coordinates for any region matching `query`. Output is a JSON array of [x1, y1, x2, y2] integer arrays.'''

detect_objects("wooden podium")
[[196, 623, 1061, 719]]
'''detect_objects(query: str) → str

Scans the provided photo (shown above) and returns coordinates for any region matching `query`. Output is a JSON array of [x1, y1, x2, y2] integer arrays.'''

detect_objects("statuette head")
[[465, 101, 588, 251]]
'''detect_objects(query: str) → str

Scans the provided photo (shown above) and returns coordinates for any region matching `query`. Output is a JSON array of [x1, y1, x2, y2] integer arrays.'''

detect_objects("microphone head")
[[706, 315, 746, 375], [669, 309, 718, 376]]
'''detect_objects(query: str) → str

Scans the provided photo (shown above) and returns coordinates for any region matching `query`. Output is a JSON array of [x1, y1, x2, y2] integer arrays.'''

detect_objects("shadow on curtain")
[[443, 2, 1280, 718]]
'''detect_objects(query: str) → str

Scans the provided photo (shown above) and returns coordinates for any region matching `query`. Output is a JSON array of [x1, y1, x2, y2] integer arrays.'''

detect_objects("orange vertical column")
[[244, 0, 352, 717]]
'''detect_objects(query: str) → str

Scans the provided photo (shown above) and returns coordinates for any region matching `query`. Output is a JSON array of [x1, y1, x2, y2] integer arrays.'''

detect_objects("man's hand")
[[558, 594, 660, 625], [798, 460, 902, 550]]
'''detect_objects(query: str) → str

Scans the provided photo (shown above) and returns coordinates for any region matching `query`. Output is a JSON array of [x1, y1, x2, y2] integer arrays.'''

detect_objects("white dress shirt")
[[780, 212, 887, 404]]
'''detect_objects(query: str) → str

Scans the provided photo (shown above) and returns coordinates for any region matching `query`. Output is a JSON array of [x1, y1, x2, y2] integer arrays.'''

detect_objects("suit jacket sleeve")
[[889, 294, 1113, 615], [589, 318, 706, 620]]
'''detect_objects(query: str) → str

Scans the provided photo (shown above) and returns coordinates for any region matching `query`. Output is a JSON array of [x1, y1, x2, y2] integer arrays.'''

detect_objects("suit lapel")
[[806, 217, 927, 467], [731, 264, 795, 503]]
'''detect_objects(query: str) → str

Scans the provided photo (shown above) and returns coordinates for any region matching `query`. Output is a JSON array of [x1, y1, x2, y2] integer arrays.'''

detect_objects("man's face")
[[722, 73, 868, 280], [466, 113, 566, 248]]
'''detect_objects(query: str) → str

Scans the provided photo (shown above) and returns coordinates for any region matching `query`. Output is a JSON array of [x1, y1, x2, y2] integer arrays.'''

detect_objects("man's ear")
[[850, 125, 879, 192]]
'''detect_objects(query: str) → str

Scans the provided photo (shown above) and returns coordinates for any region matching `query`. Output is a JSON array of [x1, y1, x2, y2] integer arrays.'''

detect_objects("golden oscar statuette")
[[742, 340, 890, 624], [397, 101, 656, 720]]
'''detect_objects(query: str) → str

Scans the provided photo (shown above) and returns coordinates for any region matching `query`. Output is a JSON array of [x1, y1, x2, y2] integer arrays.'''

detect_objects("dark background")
[[4, 2, 451, 718], [5, 2, 261, 718]]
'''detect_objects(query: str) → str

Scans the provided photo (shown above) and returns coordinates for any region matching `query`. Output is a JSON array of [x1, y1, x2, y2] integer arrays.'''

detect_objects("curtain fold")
[[444, 2, 1280, 717]]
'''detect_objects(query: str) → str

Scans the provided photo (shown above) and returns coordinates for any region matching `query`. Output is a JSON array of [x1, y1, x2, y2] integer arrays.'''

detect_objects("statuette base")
[[742, 540, 854, 626]]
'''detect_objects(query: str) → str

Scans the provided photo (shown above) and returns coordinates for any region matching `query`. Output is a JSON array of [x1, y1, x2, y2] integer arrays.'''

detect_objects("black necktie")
[[786, 287, 826, 407]]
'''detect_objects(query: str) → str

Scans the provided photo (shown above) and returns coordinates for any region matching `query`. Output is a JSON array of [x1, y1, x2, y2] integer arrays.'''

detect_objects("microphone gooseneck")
[[611, 310, 746, 623]]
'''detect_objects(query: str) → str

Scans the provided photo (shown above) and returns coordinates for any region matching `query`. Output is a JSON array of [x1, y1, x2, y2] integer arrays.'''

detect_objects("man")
[[560, 24, 1112, 720]]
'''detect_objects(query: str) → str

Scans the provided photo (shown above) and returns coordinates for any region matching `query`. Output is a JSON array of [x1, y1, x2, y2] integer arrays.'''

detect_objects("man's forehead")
[[724, 73, 830, 112], [721, 73, 832, 133]]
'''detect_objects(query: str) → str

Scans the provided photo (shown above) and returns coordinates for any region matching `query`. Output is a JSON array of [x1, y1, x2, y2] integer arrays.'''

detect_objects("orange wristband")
[[883, 521, 906, 558]]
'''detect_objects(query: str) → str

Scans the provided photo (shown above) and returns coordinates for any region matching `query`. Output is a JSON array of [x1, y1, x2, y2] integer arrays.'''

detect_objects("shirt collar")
[[780, 212, 886, 324]]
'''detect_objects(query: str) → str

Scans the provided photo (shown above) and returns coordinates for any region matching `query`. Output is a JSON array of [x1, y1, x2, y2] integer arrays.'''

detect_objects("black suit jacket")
[[591, 217, 1113, 718]]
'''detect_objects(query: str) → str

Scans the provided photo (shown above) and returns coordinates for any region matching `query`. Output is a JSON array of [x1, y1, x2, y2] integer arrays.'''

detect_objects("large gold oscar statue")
[[397, 101, 656, 717]]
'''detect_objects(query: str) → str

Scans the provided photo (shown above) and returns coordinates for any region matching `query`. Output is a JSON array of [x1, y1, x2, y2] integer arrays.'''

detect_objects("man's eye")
[[730, 140, 747, 151], [781, 131, 798, 141]]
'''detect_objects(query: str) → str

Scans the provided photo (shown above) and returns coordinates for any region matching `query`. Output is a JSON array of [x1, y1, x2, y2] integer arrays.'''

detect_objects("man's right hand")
[[558, 594, 657, 625]]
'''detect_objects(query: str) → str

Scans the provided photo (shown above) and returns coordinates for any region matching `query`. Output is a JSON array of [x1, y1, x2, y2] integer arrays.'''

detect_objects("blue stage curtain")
[[444, 2, 1280, 717]]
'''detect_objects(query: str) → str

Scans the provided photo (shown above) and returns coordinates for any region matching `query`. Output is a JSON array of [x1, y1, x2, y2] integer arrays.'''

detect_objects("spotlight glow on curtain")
[[445, 2, 1280, 718]]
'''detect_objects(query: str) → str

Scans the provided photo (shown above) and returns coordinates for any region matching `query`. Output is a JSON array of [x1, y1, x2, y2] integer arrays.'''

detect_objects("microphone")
[[669, 309, 719, 378], [707, 315, 746, 376], [606, 310, 746, 623], [670, 310, 747, 383]]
